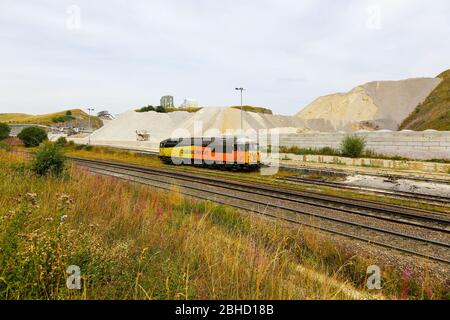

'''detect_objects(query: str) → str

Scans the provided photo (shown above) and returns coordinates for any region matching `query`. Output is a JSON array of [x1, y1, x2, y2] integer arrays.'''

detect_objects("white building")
[[180, 98, 199, 108]]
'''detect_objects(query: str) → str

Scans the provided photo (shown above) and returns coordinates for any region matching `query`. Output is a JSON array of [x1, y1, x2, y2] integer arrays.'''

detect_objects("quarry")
[[68, 70, 450, 161]]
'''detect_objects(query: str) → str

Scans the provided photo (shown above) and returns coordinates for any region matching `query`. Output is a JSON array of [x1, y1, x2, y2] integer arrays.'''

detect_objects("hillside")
[[0, 109, 103, 129], [296, 77, 442, 132], [400, 69, 450, 131]]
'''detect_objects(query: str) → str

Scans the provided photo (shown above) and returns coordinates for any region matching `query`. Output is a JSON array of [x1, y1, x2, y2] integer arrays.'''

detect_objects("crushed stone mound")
[[178, 107, 309, 136], [87, 107, 312, 145], [296, 77, 442, 131]]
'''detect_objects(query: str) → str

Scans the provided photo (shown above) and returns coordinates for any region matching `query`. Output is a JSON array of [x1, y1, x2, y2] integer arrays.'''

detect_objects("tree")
[[55, 136, 68, 147], [0, 122, 11, 140], [340, 135, 366, 158], [32, 142, 66, 176], [155, 106, 166, 113], [17, 127, 48, 147], [66, 110, 73, 116], [136, 106, 155, 113], [52, 116, 65, 123]]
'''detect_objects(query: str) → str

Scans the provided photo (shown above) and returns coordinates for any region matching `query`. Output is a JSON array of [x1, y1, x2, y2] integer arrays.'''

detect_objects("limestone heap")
[[296, 77, 442, 131], [85, 107, 311, 149]]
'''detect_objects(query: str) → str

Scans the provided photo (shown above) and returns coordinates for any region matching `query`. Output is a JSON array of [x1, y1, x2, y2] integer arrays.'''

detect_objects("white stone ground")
[[344, 175, 450, 198]]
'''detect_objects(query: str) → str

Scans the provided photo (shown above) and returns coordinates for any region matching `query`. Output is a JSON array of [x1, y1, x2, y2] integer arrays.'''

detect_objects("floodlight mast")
[[87, 108, 94, 145], [235, 87, 245, 136]]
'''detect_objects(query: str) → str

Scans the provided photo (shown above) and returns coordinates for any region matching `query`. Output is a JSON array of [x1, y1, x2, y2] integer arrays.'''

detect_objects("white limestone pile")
[[296, 77, 442, 131]]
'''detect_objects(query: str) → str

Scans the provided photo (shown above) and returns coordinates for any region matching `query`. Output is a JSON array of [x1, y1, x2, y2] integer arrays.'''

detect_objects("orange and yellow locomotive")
[[159, 137, 260, 170]]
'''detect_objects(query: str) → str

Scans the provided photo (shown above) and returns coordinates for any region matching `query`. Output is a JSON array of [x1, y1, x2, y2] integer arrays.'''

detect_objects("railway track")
[[280, 163, 450, 185], [283, 176, 450, 205], [71, 157, 450, 265]]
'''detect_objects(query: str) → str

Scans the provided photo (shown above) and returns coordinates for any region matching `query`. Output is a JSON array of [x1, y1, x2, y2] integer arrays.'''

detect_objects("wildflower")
[[56, 193, 74, 210], [25, 192, 38, 206], [60, 215, 68, 224], [401, 268, 412, 300]]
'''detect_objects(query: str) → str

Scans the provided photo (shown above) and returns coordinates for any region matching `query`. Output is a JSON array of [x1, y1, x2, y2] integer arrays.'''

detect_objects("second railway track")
[[71, 157, 450, 265]]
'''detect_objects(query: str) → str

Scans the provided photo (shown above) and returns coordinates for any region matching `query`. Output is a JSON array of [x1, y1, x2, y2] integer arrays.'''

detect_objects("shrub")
[[155, 106, 166, 113], [0, 123, 11, 140], [52, 116, 65, 123], [230, 106, 273, 115], [55, 136, 68, 147], [340, 135, 366, 158], [74, 144, 93, 151], [17, 127, 48, 147], [52, 111, 74, 123], [136, 105, 155, 113], [31, 142, 66, 176], [279, 146, 340, 156]]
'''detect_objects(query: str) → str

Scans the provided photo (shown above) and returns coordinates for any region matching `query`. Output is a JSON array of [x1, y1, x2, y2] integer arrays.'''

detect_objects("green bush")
[[52, 116, 64, 123], [55, 136, 68, 147], [279, 146, 340, 156], [31, 142, 66, 176], [17, 127, 48, 147], [52, 114, 74, 123], [0, 123, 10, 140], [74, 144, 93, 151], [340, 135, 366, 158], [155, 106, 166, 113], [136, 105, 155, 113]]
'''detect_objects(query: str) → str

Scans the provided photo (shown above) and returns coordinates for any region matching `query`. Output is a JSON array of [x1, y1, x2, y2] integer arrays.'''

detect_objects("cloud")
[[0, 0, 449, 116]]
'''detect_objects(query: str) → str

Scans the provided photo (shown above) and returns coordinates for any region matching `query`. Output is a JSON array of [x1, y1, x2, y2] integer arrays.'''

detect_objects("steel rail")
[[71, 157, 450, 228], [284, 176, 450, 205], [75, 160, 450, 264]]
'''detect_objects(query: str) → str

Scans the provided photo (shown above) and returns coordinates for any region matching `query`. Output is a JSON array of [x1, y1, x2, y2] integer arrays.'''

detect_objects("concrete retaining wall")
[[277, 131, 450, 160], [274, 154, 450, 174]]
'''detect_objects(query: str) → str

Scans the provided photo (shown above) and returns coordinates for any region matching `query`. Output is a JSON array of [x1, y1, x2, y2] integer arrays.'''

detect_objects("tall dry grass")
[[0, 150, 447, 299]]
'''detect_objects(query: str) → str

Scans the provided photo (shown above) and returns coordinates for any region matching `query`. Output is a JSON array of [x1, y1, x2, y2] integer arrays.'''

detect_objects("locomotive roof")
[[160, 137, 258, 145]]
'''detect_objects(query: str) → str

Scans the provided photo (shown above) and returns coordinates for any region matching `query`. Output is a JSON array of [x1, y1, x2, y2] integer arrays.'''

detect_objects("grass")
[[60, 145, 449, 213], [279, 146, 341, 156], [135, 106, 202, 113], [0, 150, 447, 300], [230, 106, 273, 115], [0, 109, 103, 129], [400, 69, 450, 131], [166, 107, 202, 113]]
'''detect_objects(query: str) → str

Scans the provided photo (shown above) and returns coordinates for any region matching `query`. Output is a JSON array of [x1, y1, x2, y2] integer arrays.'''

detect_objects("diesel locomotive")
[[159, 137, 260, 170]]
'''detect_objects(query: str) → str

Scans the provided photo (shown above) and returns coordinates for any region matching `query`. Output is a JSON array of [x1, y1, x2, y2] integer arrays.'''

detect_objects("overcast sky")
[[0, 0, 449, 116]]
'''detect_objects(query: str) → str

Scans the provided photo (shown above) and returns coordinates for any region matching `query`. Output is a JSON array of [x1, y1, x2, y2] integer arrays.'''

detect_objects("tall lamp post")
[[87, 108, 94, 145], [235, 87, 245, 135]]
